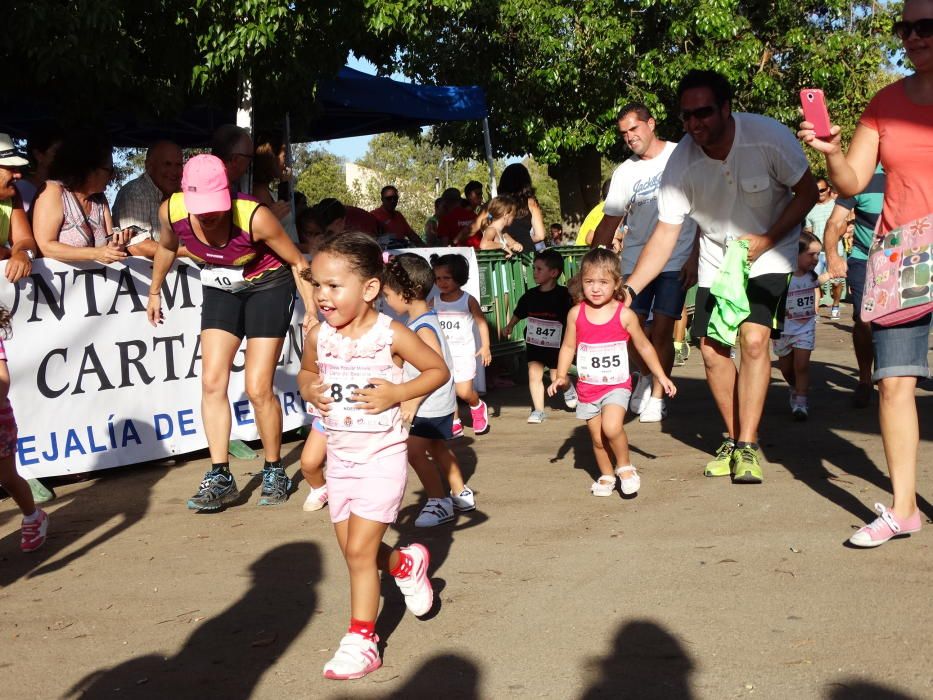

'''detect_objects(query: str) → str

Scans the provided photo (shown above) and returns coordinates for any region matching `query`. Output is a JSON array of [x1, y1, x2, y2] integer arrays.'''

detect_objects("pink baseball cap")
[[182, 154, 231, 214]]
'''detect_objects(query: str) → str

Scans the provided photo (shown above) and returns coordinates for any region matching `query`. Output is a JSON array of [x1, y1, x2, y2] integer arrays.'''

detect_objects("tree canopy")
[[373, 0, 898, 221]]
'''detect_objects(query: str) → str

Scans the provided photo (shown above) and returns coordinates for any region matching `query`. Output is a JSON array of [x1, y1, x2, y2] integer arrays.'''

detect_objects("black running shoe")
[[187, 469, 239, 511], [258, 466, 290, 506]]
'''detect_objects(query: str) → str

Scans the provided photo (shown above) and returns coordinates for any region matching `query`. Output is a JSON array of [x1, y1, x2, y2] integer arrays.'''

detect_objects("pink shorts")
[[326, 448, 408, 524]]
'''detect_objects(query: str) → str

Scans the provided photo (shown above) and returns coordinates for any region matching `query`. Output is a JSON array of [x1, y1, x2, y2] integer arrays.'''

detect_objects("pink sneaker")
[[470, 400, 490, 435], [21, 508, 49, 553], [849, 503, 922, 548], [451, 418, 464, 439]]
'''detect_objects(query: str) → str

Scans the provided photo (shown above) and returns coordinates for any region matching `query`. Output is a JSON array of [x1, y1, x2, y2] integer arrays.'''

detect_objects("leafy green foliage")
[[294, 148, 359, 209], [368, 0, 897, 222]]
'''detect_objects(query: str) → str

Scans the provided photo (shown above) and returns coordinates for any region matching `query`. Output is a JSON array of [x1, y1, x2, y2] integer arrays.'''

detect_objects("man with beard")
[[617, 70, 818, 484]]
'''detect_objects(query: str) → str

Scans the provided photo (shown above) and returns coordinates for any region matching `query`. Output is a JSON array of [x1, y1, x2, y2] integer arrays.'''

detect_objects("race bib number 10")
[[200, 264, 251, 293], [577, 341, 629, 385]]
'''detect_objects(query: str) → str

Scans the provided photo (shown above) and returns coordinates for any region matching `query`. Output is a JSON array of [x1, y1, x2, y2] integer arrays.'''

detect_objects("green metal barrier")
[[477, 246, 591, 359]]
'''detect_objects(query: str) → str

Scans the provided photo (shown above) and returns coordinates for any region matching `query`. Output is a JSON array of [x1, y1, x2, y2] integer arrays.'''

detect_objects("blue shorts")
[[872, 313, 932, 382], [630, 271, 687, 319], [409, 413, 454, 441], [847, 257, 867, 323]]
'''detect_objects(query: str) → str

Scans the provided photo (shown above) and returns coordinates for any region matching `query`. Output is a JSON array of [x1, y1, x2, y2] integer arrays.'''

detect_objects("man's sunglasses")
[[893, 18, 933, 40], [382, 195, 399, 201], [818, 187, 829, 194], [680, 105, 718, 122]]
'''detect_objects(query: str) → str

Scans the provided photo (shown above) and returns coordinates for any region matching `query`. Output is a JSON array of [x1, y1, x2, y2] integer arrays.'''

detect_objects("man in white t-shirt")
[[592, 102, 698, 424], [622, 70, 819, 484]]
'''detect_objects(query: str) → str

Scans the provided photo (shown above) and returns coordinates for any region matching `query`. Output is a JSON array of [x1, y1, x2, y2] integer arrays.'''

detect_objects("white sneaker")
[[302, 484, 328, 512], [788, 388, 797, 411], [322, 633, 382, 680], [628, 374, 653, 415], [563, 383, 578, 409], [414, 498, 455, 527], [591, 475, 616, 497], [527, 410, 546, 424], [638, 397, 667, 423], [394, 544, 433, 616], [451, 486, 476, 512], [615, 465, 641, 495]]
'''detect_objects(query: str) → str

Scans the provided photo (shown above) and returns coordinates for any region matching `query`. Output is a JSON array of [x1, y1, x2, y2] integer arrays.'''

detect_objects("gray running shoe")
[[258, 465, 290, 506], [187, 469, 239, 511]]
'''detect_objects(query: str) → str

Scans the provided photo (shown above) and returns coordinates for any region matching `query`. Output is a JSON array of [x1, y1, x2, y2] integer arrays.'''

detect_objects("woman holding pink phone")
[[798, 0, 933, 548]]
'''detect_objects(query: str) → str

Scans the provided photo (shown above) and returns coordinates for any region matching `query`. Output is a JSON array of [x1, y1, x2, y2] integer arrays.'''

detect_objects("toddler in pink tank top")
[[548, 249, 676, 499]]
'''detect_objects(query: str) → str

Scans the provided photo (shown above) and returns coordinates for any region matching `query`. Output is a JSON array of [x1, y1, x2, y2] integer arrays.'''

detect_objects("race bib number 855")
[[577, 341, 629, 385]]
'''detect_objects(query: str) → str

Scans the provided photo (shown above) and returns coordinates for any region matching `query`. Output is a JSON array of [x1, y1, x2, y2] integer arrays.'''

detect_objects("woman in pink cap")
[[146, 154, 315, 511]]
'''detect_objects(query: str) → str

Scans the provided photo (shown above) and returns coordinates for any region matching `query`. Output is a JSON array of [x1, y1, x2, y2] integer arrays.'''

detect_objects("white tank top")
[[404, 311, 457, 418], [434, 291, 476, 359]]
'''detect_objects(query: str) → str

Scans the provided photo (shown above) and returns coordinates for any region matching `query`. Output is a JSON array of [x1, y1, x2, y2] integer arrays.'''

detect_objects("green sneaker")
[[731, 446, 763, 484], [704, 440, 735, 477]]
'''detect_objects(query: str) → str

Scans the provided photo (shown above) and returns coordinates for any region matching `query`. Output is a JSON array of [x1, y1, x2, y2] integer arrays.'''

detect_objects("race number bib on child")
[[785, 287, 817, 321], [578, 341, 629, 385], [319, 361, 399, 433], [437, 311, 473, 348], [199, 264, 252, 293], [525, 317, 562, 348]]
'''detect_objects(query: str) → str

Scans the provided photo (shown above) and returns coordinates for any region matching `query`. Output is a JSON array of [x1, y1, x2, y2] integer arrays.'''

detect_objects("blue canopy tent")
[[0, 67, 495, 192]]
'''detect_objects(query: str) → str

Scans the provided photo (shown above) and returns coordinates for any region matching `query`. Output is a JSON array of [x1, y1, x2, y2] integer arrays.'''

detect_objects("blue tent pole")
[[483, 118, 497, 197]]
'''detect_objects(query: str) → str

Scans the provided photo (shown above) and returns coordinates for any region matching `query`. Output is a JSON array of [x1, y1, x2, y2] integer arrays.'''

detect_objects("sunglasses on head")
[[680, 105, 718, 122], [893, 18, 933, 40]]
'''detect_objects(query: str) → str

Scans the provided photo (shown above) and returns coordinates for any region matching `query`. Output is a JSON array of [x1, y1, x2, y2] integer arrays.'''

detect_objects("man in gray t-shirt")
[[593, 102, 698, 423]]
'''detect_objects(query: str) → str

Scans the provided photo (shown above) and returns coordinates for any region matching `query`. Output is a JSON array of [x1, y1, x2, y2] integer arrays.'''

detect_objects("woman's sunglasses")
[[893, 18, 933, 40]]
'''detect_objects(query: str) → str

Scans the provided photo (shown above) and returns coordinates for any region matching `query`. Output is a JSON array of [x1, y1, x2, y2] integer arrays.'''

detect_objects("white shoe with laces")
[[322, 633, 381, 680], [638, 397, 667, 423], [628, 374, 653, 415]]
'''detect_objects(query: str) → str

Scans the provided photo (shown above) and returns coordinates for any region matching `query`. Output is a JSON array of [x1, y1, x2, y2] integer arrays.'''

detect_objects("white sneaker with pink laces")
[[21, 508, 49, 553]]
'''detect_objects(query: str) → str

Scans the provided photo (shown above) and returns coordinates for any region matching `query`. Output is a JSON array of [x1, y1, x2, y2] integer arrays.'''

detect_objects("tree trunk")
[[548, 146, 602, 231]]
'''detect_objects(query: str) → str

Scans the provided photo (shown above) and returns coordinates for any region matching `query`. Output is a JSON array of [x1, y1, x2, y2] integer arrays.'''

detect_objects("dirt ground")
[[1, 306, 931, 700]]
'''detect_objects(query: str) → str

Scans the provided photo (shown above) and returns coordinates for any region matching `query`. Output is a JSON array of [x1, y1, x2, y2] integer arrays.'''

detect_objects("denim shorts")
[[630, 271, 688, 319], [871, 312, 932, 382], [847, 258, 867, 323]]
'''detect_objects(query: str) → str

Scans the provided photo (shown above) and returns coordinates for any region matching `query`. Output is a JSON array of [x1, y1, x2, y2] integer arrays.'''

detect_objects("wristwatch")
[[623, 284, 638, 299], [24, 249, 35, 261]]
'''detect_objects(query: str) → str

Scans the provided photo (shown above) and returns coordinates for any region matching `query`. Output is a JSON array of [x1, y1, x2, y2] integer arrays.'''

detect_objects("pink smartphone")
[[799, 89, 832, 140]]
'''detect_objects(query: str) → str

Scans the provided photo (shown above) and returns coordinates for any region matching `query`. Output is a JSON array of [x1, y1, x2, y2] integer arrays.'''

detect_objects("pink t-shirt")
[[859, 80, 933, 235]]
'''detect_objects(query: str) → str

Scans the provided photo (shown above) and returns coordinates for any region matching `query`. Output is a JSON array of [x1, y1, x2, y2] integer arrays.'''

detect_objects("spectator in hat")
[[0, 134, 40, 283]]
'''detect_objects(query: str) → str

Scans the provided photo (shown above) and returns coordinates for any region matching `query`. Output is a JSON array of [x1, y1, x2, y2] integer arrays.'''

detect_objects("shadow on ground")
[[66, 541, 321, 699]]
